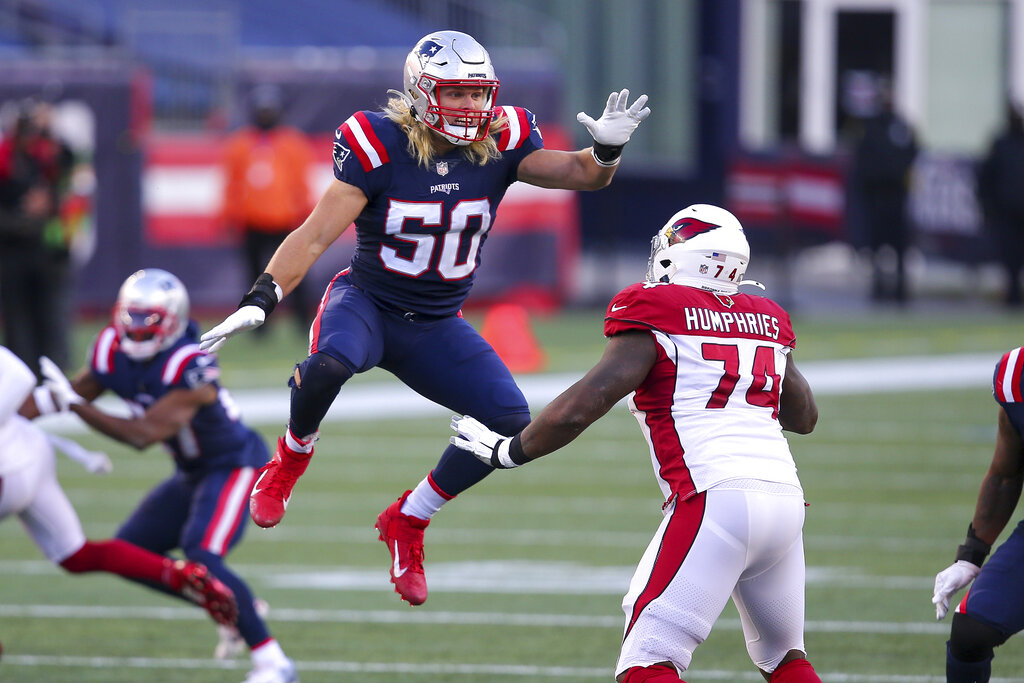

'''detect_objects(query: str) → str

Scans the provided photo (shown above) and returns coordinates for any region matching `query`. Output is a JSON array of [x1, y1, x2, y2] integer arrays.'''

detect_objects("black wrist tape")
[[239, 272, 278, 317], [955, 523, 991, 567], [508, 433, 529, 466], [592, 141, 624, 165]]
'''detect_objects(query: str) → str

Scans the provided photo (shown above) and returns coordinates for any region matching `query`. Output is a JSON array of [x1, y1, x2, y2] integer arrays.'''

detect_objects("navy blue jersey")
[[993, 347, 1024, 435], [88, 322, 267, 473], [332, 106, 544, 316]]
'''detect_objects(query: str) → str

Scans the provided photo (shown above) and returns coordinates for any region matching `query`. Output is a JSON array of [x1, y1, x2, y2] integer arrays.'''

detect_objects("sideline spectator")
[[851, 78, 918, 304], [0, 98, 76, 375], [976, 101, 1024, 307], [223, 84, 316, 336]]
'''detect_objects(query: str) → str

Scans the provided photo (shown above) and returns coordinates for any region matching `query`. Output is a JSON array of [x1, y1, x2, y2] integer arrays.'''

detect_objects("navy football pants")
[[302, 275, 531, 495]]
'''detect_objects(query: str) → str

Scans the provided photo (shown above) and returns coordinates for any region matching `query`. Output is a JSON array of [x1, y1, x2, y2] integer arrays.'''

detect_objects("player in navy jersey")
[[199, 29, 651, 606], [24, 269, 298, 683], [3, 345, 237, 630], [451, 205, 822, 682], [933, 348, 1024, 683]]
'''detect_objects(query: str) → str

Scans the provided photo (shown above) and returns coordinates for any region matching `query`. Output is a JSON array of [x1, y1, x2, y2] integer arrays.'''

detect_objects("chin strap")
[[739, 279, 766, 290]]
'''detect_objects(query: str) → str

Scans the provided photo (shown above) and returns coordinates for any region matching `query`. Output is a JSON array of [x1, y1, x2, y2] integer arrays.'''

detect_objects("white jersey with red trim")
[[604, 281, 801, 501], [331, 106, 544, 317], [0, 345, 39, 474]]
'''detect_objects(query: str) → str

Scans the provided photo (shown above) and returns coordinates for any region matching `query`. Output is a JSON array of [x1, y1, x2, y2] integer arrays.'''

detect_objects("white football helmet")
[[112, 269, 190, 361], [403, 30, 500, 145], [646, 204, 759, 294]]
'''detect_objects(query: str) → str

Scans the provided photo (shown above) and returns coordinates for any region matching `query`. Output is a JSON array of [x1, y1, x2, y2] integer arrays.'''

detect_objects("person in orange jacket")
[[223, 84, 315, 336]]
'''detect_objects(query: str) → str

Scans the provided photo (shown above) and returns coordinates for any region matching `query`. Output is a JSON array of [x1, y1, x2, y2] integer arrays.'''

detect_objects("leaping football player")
[[199, 29, 651, 607]]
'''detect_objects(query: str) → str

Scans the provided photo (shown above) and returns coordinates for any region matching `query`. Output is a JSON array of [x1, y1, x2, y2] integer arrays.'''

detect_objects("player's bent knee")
[[949, 612, 1008, 662], [292, 352, 353, 397], [289, 352, 353, 434], [619, 664, 685, 683]]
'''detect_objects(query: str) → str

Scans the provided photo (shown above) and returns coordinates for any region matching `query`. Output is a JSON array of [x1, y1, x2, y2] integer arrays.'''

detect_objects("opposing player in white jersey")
[[451, 204, 821, 683], [0, 345, 237, 631]]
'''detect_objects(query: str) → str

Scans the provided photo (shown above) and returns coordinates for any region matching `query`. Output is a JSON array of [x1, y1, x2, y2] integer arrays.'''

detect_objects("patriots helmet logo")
[[416, 39, 444, 64]]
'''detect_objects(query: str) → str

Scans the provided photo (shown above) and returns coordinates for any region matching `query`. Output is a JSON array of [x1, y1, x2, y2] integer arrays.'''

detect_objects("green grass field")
[[2, 308, 1023, 682]]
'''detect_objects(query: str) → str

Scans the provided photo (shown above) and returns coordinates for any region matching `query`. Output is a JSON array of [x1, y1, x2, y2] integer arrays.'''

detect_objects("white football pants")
[[0, 417, 86, 563], [616, 480, 808, 678]]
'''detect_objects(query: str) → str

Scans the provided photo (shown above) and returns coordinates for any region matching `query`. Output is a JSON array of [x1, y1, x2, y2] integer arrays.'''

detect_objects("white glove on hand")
[[576, 89, 651, 146], [449, 415, 521, 469], [199, 306, 266, 352], [932, 560, 981, 620], [47, 433, 113, 475], [39, 356, 84, 412]]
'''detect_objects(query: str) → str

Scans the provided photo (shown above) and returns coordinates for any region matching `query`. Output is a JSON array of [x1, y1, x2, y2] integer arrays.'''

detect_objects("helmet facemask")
[[404, 31, 500, 146]]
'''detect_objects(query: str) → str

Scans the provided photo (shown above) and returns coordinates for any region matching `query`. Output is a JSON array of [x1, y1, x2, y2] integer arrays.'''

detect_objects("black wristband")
[[508, 433, 529, 466], [955, 523, 991, 567], [239, 273, 279, 317], [592, 141, 624, 166]]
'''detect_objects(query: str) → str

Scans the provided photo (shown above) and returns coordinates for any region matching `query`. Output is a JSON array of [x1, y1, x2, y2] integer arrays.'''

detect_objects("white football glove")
[[39, 356, 84, 412], [199, 305, 266, 352], [47, 433, 113, 475], [576, 88, 651, 147], [932, 560, 981, 620], [449, 415, 522, 469]]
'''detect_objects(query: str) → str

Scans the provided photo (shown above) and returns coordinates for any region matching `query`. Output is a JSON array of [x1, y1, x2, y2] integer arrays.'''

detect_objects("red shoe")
[[250, 438, 311, 528], [174, 560, 238, 626], [375, 490, 430, 606]]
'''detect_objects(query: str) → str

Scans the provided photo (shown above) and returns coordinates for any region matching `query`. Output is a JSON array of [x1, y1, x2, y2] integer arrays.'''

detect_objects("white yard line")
[[0, 603, 947, 635], [3, 652, 1016, 682], [32, 352, 1002, 432]]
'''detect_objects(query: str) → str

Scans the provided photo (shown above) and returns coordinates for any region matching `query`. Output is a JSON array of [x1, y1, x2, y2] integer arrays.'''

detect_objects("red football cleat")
[[249, 438, 311, 528], [174, 560, 238, 626], [375, 490, 430, 606]]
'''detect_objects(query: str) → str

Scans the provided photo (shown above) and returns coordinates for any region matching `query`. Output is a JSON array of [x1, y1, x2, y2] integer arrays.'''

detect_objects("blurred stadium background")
[[2, 0, 1024, 681], [0, 0, 1021, 314]]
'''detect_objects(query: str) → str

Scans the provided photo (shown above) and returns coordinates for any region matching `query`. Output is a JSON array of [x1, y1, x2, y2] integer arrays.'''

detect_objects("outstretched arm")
[[200, 179, 367, 352], [451, 331, 657, 468], [971, 407, 1024, 545], [933, 406, 1024, 619], [68, 385, 217, 451], [517, 89, 650, 191], [519, 331, 657, 460], [265, 179, 367, 297]]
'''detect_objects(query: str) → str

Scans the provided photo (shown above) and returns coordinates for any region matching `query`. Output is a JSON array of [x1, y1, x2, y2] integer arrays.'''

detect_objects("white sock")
[[400, 478, 449, 520], [251, 638, 289, 667], [285, 429, 316, 454]]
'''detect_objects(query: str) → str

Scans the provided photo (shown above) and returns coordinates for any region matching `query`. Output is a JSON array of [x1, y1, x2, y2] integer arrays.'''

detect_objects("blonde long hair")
[[382, 95, 508, 169]]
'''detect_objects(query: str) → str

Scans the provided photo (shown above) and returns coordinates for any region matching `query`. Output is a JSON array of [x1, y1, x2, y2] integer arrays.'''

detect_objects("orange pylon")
[[479, 303, 547, 373]]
